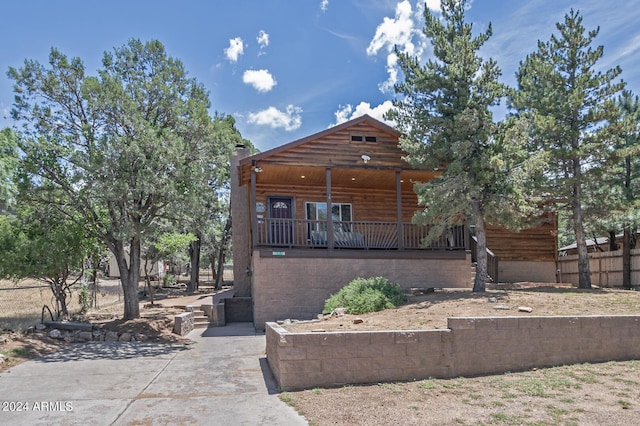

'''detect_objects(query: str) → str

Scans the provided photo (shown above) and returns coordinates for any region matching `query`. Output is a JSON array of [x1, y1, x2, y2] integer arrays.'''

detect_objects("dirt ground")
[[281, 284, 640, 425], [0, 284, 197, 372], [284, 284, 640, 332], [3, 283, 640, 425]]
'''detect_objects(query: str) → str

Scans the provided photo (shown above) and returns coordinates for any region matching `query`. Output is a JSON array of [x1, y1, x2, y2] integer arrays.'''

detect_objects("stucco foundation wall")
[[499, 261, 557, 283], [252, 251, 471, 329], [266, 315, 640, 391]]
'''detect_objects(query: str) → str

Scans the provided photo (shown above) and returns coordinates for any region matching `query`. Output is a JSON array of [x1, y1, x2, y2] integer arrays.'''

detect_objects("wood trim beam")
[[251, 169, 258, 249], [396, 171, 404, 250], [326, 168, 334, 250]]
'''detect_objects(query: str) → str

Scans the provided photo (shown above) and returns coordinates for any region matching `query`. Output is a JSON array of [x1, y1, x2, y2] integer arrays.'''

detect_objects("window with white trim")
[[305, 202, 352, 232]]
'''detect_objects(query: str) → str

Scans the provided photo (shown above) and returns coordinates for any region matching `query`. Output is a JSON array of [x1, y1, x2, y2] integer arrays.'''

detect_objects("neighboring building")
[[107, 251, 164, 280], [231, 115, 557, 329], [559, 233, 640, 256]]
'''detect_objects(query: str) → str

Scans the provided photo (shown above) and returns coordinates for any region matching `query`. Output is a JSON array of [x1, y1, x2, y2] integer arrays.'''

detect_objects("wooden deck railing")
[[255, 219, 467, 251]]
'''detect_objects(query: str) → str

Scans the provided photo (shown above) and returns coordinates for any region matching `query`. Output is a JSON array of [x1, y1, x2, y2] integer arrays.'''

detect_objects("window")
[[350, 134, 377, 143], [306, 202, 352, 233]]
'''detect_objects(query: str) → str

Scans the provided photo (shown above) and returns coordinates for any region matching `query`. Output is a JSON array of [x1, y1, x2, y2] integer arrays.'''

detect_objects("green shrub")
[[78, 284, 92, 314], [323, 276, 407, 314]]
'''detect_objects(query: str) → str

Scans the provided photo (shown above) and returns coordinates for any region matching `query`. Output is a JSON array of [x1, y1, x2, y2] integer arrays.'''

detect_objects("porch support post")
[[396, 171, 405, 250], [251, 169, 258, 249], [326, 168, 334, 250]]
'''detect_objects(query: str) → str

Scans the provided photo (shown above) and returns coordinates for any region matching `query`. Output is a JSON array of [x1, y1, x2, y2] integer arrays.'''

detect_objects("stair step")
[[193, 322, 209, 329]]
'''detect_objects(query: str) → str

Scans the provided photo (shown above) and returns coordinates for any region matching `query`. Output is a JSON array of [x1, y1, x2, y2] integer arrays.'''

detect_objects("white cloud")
[[224, 37, 244, 62], [366, 0, 416, 57], [333, 101, 395, 126], [366, 1, 428, 94], [425, 0, 441, 12], [242, 69, 277, 93], [320, 0, 329, 12], [380, 52, 399, 93], [257, 30, 270, 52], [248, 105, 303, 131]]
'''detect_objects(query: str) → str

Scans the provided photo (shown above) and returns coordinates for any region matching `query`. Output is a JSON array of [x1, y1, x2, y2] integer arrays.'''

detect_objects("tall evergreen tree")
[[511, 10, 626, 289], [387, 0, 533, 292], [616, 91, 640, 288], [9, 40, 232, 319]]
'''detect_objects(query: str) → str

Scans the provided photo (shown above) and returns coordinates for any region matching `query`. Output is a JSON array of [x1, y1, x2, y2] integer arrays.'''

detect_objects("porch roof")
[[238, 114, 440, 188]]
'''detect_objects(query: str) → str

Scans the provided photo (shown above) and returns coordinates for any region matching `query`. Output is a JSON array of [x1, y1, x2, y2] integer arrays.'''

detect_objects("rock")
[[134, 333, 148, 342], [518, 306, 533, 313], [353, 318, 364, 324], [488, 297, 498, 303], [333, 308, 347, 317], [105, 331, 118, 342], [49, 329, 62, 339], [493, 305, 510, 310], [78, 331, 93, 342], [0, 354, 5, 364], [118, 332, 132, 342], [35, 323, 47, 331]]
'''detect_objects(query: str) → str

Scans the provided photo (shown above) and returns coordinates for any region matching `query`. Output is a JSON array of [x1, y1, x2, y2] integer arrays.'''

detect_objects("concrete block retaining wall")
[[266, 315, 640, 391], [253, 251, 471, 330]]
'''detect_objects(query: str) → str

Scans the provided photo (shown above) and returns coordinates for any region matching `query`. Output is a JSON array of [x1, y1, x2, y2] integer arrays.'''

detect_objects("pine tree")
[[387, 0, 533, 292], [511, 10, 626, 289], [9, 40, 235, 319]]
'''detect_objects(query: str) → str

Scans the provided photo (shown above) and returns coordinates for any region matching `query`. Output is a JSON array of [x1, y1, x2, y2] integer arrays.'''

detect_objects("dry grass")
[[280, 285, 640, 425], [284, 360, 640, 425], [0, 278, 124, 331]]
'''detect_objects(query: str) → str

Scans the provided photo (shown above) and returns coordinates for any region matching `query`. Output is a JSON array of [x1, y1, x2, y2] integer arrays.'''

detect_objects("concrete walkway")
[[0, 323, 308, 425]]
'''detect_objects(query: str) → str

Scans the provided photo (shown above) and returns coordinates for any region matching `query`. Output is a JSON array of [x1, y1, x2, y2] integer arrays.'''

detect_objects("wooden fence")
[[557, 248, 640, 287]]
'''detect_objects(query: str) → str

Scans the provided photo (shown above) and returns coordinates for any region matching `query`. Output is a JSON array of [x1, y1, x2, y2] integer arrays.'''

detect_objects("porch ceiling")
[[246, 164, 438, 191]]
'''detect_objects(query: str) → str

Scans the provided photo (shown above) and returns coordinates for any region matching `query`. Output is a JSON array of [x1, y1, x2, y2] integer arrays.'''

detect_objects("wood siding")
[[237, 115, 558, 263], [255, 183, 421, 223], [485, 216, 557, 262], [258, 122, 408, 169]]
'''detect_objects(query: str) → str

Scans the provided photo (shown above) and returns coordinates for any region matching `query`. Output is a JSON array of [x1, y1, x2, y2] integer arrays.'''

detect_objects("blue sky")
[[1, 1, 640, 151]]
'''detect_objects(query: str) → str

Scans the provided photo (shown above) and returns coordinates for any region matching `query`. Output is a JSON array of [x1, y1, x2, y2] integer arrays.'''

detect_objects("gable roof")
[[239, 114, 400, 166]]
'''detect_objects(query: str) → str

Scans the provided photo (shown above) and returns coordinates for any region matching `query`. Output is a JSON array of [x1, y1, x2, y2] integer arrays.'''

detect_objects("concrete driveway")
[[0, 323, 308, 425]]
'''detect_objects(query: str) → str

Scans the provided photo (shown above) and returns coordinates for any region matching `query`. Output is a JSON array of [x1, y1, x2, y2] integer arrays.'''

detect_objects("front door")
[[268, 196, 293, 246]]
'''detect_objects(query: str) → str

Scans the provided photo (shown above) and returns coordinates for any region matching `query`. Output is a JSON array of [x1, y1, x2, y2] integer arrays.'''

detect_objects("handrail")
[[470, 235, 499, 283]]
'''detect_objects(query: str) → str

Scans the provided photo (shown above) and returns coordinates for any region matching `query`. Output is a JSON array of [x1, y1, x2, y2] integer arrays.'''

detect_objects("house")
[[231, 115, 557, 329], [107, 251, 164, 280], [559, 232, 640, 256]]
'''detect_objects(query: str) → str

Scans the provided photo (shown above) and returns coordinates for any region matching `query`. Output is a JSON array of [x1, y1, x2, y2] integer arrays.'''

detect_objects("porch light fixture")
[[251, 160, 263, 173], [300, 175, 306, 179], [351, 177, 356, 181], [361, 154, 371, 164]]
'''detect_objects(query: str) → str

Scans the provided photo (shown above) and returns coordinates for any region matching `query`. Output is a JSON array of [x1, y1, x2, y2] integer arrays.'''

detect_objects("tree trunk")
[[471, 198, 487, 293], [143, 256, 155, 305], [90, 257, 99, 308], [113, 238, 141, 320], [608, 230, 618, 251], [210, 253, 217, 282], [623, 226, 632, 289], [215, 247, 226, 290], [572, 200, 592, 289], [215, 216, 233, 290], [188, 232, 201, 293]]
